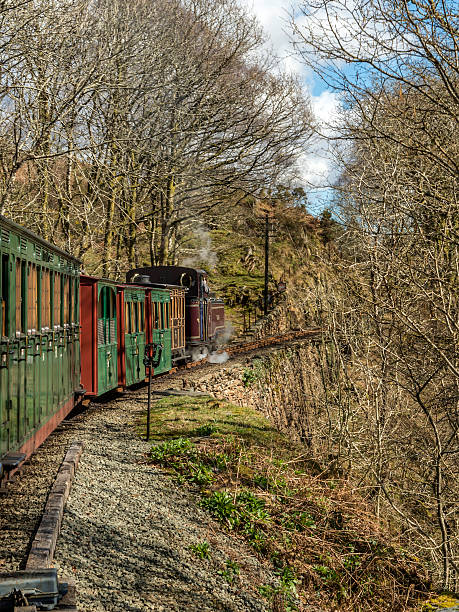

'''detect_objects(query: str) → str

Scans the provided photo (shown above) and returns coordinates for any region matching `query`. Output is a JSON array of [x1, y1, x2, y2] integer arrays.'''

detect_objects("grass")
[[189, 541, 211, 560], [218, 559, 240, 584], [144, 395, 283, 446], [145, 396, 431, 611]]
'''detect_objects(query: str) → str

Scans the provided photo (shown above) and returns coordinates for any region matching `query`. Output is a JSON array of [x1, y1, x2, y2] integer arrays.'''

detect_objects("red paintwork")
[[80, 276, 98, 396], [187, 301, 201, 343], [185, 299, 225, 346], [210, 302, 225, 338]]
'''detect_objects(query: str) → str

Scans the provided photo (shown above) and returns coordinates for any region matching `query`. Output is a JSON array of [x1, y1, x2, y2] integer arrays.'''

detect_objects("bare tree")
[[290, 0, 458, 589], [135, 0, 313, 267]]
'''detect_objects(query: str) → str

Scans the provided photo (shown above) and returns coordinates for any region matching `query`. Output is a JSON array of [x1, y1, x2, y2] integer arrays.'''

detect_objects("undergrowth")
[[145, 396, 431, 611]]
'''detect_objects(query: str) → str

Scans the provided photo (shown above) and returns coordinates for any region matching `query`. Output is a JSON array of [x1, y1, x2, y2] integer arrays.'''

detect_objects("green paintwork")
[[97, 283, 117, 396], [150, 289, 171, 375], [124, 289, 146, 387], [0, 216, 80, 459]]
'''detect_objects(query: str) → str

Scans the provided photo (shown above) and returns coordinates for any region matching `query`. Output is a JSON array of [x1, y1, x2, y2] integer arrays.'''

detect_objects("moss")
[[421, 594, 459, 610]]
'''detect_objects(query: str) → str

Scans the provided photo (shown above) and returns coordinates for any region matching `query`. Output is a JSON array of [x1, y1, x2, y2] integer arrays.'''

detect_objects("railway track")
[[226, 327, 323, 354], [174, 327, 323, 372]]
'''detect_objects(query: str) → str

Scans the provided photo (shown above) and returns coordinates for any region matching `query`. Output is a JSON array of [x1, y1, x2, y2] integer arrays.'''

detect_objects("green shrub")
[[218, 559, 240, 584]]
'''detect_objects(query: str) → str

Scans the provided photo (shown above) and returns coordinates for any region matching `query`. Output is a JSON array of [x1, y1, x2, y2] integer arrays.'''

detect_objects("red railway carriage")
[[80, 275, 119, 397], [126, 266, 225, 355], [81, 276, 175, 394]]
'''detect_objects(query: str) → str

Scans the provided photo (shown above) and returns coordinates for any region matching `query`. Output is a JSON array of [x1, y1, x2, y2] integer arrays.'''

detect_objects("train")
[[0, 214, 225, 482]]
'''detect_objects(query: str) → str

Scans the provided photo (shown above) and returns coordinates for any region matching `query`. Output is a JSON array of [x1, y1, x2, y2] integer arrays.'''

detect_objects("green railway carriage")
[[149, 287, 172, 375], [0, 215, 80, 473], [118, 285, 147, 388]]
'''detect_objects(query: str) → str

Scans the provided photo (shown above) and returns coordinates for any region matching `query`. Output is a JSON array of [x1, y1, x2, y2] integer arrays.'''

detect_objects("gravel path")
[[0, 357, 272, 610], [44, 386, 272, 612]]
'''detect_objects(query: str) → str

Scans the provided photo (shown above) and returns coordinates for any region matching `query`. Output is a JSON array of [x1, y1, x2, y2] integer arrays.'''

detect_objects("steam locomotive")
[[0, 215, 225, 481]]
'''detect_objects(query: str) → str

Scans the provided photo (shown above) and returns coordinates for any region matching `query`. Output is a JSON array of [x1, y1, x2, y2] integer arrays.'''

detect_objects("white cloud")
[[294, 90, 342, 212], [311, 89, 340, 131], [242, 0, 343, 208], [242, 0, 303, 75]]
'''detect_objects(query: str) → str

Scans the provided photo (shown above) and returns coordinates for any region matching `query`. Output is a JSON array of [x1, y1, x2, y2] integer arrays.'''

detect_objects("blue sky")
[[241, 0, 339, 213]]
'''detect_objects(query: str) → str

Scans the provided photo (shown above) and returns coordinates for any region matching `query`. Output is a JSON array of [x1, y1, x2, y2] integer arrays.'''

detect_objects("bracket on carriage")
[[143, 342, 163, 369]]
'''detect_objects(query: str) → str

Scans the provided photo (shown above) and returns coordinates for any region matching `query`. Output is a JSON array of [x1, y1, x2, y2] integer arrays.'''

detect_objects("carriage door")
[[97, 285, 117, 395], [124, 291, 146, 386], [0, 252, 11, 455], [200, 300, 209, 342], [151, 292, 171, 375]]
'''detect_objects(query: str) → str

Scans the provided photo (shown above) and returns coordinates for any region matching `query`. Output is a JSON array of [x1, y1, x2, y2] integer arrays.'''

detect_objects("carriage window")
[[63, 275, 70, 324], [97, 289, 103, 319], [109, 288, 116, 342], [27, 263, 38, 331], [132, 302, 138, 333], [165, 302, 170, 328], [106, 287, 116, 342], [125, 302, 131, 334], [15, 259, 24, 333], [104, 287, 110, 319], [139, 302, 144, 331], [74, 278, 79, 323], [68, 275, 72, 324], [1, 255, 8, 337], [109, 288, 115, 319], [53, 273, 61, 326], [98, 286, 116, 344], [154, 301, 163, 330], [41, 268, 51, 328]]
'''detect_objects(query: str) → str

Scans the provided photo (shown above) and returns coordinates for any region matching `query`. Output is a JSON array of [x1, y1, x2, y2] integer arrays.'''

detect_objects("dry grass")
[[145, 395, 431, 611]]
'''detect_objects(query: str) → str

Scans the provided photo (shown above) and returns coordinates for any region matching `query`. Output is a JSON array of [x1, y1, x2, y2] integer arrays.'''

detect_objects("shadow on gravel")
[[61, 499, 265, 612]]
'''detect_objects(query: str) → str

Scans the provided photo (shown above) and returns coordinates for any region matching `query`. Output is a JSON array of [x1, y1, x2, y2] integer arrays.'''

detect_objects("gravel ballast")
[[45, 388, 272, 611]]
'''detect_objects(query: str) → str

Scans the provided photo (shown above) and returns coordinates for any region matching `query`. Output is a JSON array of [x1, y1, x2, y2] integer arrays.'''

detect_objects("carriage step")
[[1, 453, 26, 473]]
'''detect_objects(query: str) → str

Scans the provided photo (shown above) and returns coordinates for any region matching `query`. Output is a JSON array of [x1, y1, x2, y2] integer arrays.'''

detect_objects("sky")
[[241, 0, 340, 213]]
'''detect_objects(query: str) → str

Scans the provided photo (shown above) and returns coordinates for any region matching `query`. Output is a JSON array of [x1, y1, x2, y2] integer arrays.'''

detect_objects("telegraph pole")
[[264, 214, 269, 316]]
